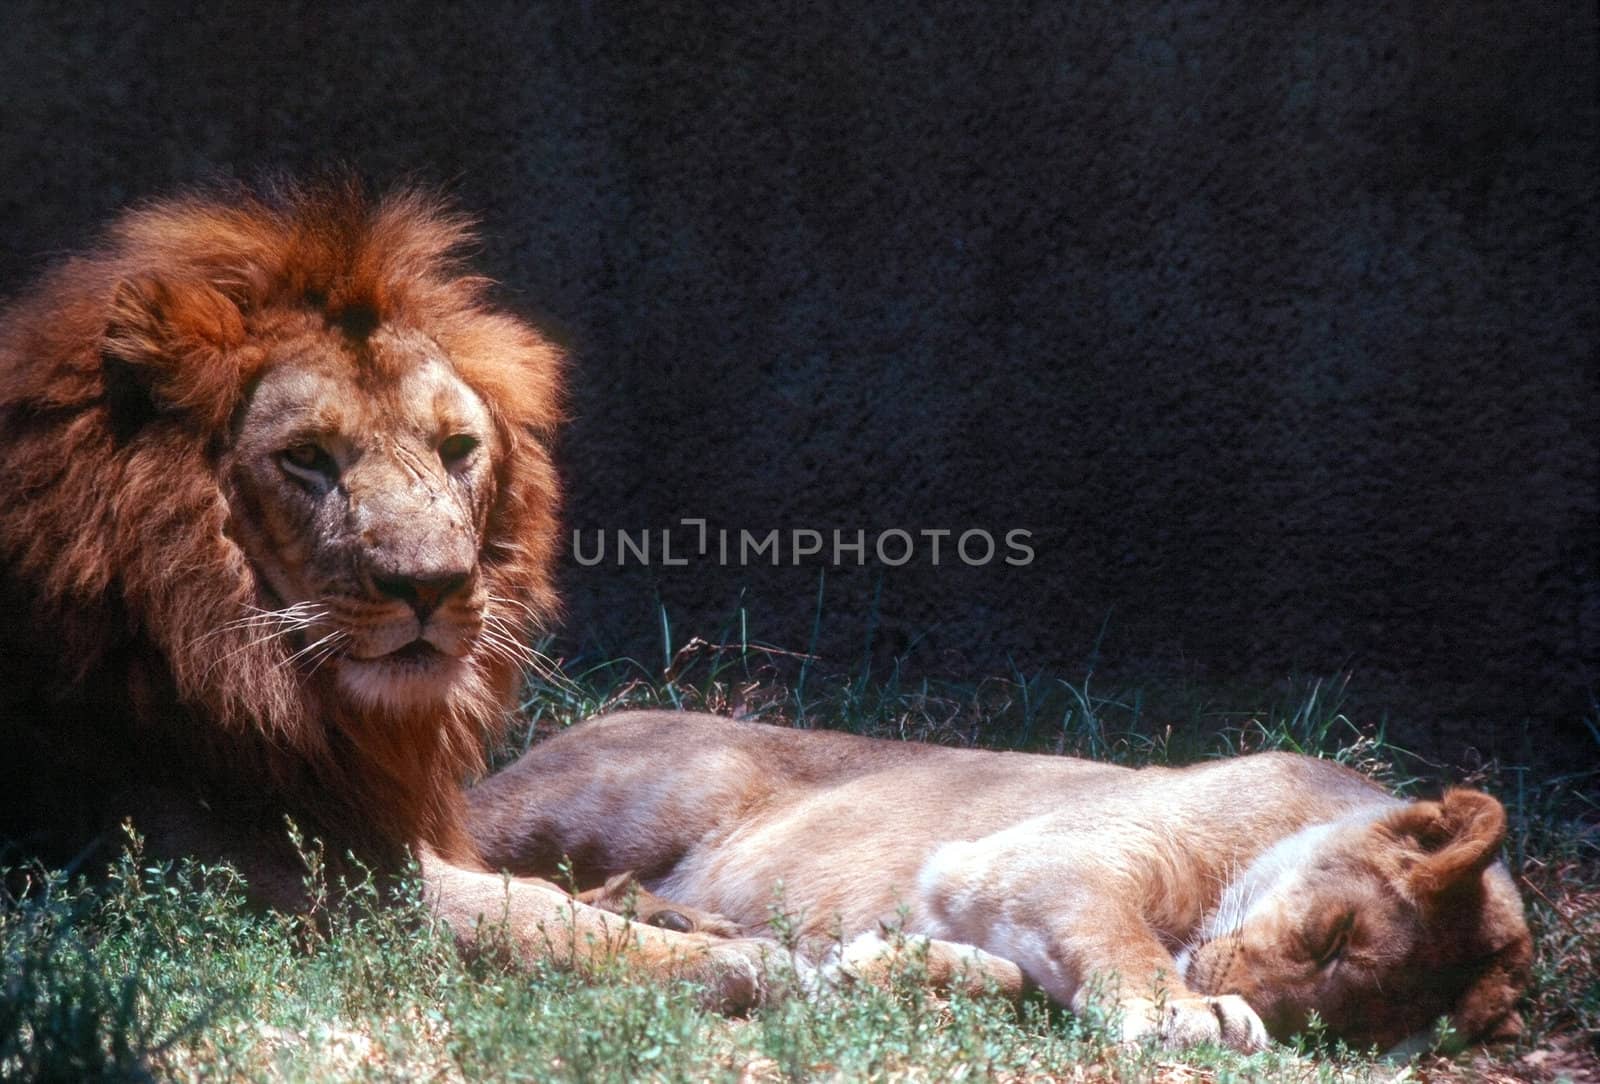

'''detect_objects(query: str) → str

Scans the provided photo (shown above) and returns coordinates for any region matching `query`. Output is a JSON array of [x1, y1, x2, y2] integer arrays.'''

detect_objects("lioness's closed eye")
[[469, 711, 1532, 1053]]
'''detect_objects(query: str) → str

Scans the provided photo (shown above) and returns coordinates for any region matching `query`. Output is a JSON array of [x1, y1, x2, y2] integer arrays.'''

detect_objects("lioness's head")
[[1182, 789, 1531, 1051]]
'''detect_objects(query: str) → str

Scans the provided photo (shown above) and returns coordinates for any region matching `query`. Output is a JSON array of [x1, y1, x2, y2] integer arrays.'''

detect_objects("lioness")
[[469, 711, 1532, 1052]]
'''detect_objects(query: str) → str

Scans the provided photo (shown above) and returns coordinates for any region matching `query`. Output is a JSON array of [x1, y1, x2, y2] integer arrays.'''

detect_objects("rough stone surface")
[[1, 3, 1594, 756]]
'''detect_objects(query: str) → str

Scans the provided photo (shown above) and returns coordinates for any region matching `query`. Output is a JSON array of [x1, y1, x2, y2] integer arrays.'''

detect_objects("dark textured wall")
[[3, 3, 1595, 756]]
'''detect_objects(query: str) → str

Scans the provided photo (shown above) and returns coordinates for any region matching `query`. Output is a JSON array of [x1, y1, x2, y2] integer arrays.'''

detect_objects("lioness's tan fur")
[[470, 711, 1531, 1051]]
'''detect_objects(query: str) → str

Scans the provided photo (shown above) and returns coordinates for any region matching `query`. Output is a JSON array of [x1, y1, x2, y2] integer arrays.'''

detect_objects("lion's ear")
[[103, 274, 248, 432], [1386, 788, 1507, 896]]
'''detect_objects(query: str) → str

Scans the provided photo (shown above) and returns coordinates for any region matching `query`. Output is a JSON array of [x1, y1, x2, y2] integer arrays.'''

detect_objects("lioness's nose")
[[372, 571, 469, 622]]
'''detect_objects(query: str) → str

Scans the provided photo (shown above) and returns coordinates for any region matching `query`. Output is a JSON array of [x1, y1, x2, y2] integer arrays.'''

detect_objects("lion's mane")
[[0, 179, 562, 865]]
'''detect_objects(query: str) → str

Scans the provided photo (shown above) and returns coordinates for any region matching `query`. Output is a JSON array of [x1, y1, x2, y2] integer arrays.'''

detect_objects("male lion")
[[469, 711, 1533, 1052], [0, 181, 774, 1002]]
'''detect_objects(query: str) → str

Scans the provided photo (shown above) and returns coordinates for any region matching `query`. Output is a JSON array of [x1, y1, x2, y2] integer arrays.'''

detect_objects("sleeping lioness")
[[468, 711, 1531, 1052]]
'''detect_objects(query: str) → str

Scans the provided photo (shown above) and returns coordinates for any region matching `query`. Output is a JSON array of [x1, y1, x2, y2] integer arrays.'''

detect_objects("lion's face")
[[0, 181, 562, 854], [226, 325, 504, 711]]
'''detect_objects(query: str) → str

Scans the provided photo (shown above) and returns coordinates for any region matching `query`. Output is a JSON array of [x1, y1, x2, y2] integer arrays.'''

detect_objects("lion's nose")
[[371, 571, 469, 622]]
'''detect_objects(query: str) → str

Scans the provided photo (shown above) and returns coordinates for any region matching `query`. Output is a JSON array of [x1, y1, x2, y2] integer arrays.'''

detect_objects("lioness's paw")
[[1120, 995, 1269, 1053], [1204, 995, 1270, 1053], [818, 930, 934, 990], [818, 930, 898, 987], [818, 931, 1024, 1001]]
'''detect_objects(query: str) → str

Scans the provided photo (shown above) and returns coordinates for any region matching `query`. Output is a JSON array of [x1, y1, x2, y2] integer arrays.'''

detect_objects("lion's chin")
[[335, 646, 469, 711]]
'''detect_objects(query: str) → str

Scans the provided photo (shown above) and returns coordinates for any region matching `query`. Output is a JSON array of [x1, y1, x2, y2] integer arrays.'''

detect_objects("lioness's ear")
[[103, 275, 248, 432], [1386, 789, 1507, 896]]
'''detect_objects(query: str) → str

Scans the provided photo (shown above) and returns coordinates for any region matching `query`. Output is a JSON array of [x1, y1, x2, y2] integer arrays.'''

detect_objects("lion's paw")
[[686, 937, 816, 1013]]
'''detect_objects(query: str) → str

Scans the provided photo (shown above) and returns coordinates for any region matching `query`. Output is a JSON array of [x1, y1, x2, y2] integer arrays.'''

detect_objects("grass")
[[3, 626, 1596, 1082]]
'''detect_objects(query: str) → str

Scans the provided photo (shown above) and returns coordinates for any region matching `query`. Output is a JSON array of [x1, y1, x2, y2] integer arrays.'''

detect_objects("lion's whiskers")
[[300, 634, 349, 676], [486, 592, 544, 623], [284, 628, 349, 673], [191, 602, 327, 649], [477, 617, 529, 668], [476, 609, 577, 693], [192, 604, 332, 685], [520, 642, 576, 692]]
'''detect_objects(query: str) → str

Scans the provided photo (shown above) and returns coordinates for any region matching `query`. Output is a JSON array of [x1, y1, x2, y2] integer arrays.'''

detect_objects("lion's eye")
[[1312, 911, 1355, 968], [279, 442, 337, 486], [439, 434, 479, 466]]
